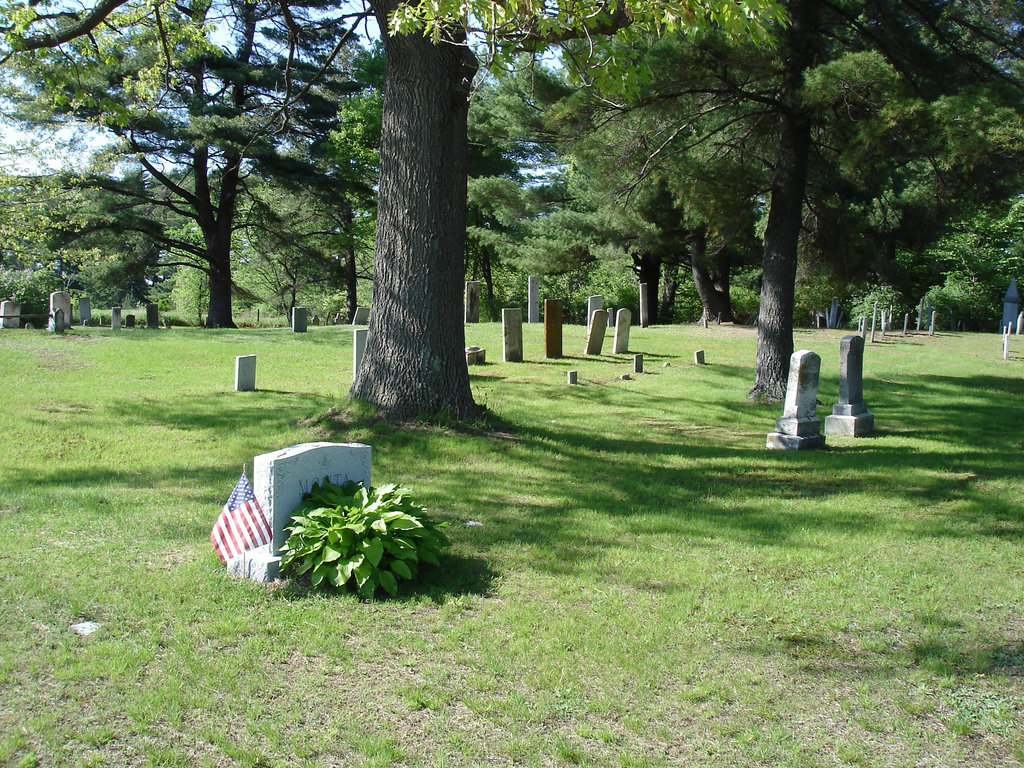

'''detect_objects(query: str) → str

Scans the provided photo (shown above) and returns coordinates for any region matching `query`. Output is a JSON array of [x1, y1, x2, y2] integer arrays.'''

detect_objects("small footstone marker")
[[694, 350, 705, 365], [766, 349, 825, 450], [633, 354, 643, 374], [567, 370, 578, 385], [663, 362, 671, 368], [235, 355, 256, 392], [619, 373, 631, 380]]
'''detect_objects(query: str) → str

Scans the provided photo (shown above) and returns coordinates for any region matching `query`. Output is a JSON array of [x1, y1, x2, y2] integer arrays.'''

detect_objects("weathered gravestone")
[[929, 311, 936, 336], [586, 295, 603, 331], [465, 281, 481, 323], [1018, 311, 1024, 335], [78, 297, 92, 326], [824, 335, 874, 437], [124, 314, 136, 329], [613, 308, 631, 354], [49, 291, 72, 327], [1, 300, 20, 328], [544, 299, 563, 358], [146, 303, 159, 329], [1001, 279, 1019, 332], [228, 442, 372, 582], [353, 328, 367, 380], [633, 354, 643, 374], [502, 308, 523, 363], [111, 307, 122, 331], [465, 346, 486, 365], [584, 310, 608, 355], [638, 283, 649, 327], [292, 307, 308, 333], [48, 308, 65, 334], [352, 306, 370, 325], [235, 355, 256, 392], [567, 370, 578, 385], [694, 350, 705, 365], [527, 276, 540, 324], [766, 350, 825, 450]]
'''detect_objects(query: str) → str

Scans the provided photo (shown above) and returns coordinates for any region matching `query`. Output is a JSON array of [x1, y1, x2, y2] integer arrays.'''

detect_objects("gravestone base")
[[226, 543, 280, 583], [766, 431, 826, 450], [825, 411, 874, 437]]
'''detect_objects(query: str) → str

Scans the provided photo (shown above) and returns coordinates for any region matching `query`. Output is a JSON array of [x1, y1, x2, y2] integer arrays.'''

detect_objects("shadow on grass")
[[276, 553, 499, 605]]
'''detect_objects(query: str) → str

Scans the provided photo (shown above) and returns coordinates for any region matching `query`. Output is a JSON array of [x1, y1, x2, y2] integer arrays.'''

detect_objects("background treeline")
[[2, 0, 1023, 330]]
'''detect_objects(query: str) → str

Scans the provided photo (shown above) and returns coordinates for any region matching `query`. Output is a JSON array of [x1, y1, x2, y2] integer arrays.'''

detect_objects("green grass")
[[1, 322, 1022, 767]]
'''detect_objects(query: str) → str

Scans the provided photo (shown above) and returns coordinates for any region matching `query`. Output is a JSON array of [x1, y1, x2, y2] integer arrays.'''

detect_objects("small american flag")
[[211, 471, 272, 562]]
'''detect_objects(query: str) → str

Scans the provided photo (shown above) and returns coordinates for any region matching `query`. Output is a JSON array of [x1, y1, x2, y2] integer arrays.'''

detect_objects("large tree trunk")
[[350, 9, 479, 420], [204, 232, 237, 328], [749, 0, 819, 401], [690, 227, 734, 323], [635, 252, 661, 325]]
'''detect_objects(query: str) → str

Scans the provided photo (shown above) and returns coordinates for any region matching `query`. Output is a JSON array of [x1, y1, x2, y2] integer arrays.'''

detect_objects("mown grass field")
[[0, 320, 1021, 767]]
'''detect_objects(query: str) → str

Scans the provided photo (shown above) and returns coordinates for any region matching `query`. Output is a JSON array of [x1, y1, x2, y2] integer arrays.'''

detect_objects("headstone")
[[584, 310, 608, 355], [586, 295, 603, 331], [694, 350, 705, 365], [146, 303, 159, 329], [824, 335, 874, 437], [716, 312, 722, 325], [702, 315, 708, 329], [1001, 279, 1019, 332], [464, 281, 481, 323], [1002, 328, 1010, 361], [827, 298, 839, 329], [544, 299, 562, 358], [78, 297, 92, 326], [1017, 311, 1023, 335], [353, 328, 367, 380], [465, 346, 486, 365], [607, 308, 616, 328], [1, 300, 20, 328], [352, 306, 370, 325], [235, 355, 256, 391], [613, 309, 631, 354], [879, 310, 886, 338], [49, 291, 71, 327], [869, 302, 877, 343], [638, 283, 649, 327], [528, 276, 540, 324], [903, 313, 909, 336], [292, 306, 307, 333], [567, 370, 578, 385], [111, 306, 122, 331], [917, 298, 925, 331], [929, 310, 936, 336], [633, 354, 643, 374], [230, 442, 372, 582], [502, 308, 523, 363], [766, 350, 825, 450], [124, 314, 136, 329], [48, 307, 65, 334]]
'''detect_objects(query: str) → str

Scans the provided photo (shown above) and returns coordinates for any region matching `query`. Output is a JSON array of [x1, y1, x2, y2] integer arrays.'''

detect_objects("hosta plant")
[[279, 478, 449, 598]]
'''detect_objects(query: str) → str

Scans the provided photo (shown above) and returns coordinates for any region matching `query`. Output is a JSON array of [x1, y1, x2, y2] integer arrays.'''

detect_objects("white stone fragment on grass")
[[464, 520, 484, 527], [71, 621, 101, 636]]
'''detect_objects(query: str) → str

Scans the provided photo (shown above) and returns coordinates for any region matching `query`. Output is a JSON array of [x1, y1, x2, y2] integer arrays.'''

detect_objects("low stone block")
[[226, 544, 280, 582], [824, 412, 875, 437], [766, 432, 826, 450], [466, 346, 486, 365]]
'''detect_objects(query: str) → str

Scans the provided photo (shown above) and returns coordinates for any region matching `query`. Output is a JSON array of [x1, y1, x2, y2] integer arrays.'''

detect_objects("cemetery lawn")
[[1, 323, 1023, 768]]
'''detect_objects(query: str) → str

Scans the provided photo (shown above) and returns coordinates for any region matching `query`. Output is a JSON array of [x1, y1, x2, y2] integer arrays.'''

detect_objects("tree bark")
[[749, 0, 819, 401], [690, 227, 734, 323], [350, 6, 479, 420]]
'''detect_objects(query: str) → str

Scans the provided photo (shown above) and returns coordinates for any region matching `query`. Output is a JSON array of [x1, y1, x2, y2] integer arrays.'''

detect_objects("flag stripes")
[[211, 472, 272, 562]]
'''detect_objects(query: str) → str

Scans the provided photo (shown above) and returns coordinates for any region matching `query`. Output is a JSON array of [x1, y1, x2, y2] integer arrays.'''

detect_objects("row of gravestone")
[[463, 279, 653, 329], [767, 335, 874, 450], [0, 293, 160, 331]]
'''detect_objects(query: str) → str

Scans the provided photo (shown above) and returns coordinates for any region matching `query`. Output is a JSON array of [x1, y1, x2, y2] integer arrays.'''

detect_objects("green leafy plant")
[[279, 478, 449, 598]]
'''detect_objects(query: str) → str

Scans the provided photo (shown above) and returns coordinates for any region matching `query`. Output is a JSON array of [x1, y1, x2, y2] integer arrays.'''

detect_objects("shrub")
[[279, 478, 449, 598]]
